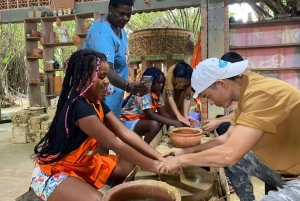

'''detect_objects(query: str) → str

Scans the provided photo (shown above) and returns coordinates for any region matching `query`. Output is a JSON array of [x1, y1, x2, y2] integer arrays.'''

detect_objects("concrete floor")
[[0, 105, 265, 201]]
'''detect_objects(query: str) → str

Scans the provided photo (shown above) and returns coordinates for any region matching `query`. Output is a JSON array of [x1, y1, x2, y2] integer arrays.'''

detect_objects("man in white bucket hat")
[[159, 57, 300, 201]]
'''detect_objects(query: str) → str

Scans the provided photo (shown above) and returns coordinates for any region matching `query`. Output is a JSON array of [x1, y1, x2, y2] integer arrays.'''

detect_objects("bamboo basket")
[[129, 28, 194, 57]]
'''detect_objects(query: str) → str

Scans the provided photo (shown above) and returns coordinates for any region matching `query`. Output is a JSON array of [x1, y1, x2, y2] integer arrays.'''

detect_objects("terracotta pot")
[[30, 79, 39, 84], [102, 180, 181, 201], [31, 30, 39, 37], [170, 127, 202, 148]]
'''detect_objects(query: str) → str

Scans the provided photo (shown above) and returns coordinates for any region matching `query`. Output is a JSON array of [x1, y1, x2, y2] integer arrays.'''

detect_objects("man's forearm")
[[190, 133, 229, 153]]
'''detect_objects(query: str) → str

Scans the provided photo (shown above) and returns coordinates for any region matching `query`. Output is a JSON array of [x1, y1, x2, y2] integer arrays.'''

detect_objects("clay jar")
[[170, 127, 202, 148], [31, 30, 39, 37], [102, 180, 181, 201]]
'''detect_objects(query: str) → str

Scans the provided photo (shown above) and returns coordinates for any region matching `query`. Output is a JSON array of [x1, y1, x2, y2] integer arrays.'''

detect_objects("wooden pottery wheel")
[[135, 167, 214, 201]]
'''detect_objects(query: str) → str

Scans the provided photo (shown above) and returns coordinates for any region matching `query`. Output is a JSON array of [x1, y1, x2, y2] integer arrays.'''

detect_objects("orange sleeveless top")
[[38, 96, 118, 189], [120, 92, 160, 120]]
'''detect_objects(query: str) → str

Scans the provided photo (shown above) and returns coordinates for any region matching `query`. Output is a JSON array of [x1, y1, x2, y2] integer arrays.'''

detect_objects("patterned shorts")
[[30, 164, 68, 201]]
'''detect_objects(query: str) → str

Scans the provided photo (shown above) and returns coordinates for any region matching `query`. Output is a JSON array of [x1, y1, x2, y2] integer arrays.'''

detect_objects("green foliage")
[[229, 11, 235, 18], [0, 23, 26, 95]]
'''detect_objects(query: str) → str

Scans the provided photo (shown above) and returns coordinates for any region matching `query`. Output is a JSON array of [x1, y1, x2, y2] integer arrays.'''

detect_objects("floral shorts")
[[30, 164, 68, 201]]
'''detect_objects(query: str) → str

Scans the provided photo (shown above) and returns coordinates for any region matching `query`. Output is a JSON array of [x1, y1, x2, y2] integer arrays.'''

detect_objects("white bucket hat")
[[191, 58, 248, 99]]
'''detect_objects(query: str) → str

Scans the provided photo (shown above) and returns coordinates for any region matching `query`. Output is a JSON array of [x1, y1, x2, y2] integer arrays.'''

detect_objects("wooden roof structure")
[[0, 0, 297, 24]]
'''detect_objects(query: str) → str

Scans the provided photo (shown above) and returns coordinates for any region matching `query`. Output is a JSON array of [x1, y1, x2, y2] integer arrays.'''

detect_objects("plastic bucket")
[[188, 112, 201, 128]]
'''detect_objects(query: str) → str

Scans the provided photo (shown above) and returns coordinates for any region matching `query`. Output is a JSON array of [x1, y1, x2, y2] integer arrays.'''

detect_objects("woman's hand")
[[177, 115, 191, 126], [162, 147, 186, 157], [188, 116, 200, 127]]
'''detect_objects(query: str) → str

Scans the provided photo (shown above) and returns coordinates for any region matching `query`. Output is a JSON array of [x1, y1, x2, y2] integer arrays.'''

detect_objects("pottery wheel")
[[134, 167, 214, 201]]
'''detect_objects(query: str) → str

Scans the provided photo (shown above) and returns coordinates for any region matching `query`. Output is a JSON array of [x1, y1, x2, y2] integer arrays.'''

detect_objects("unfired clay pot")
[[170, 127, 202, 148], [102, 180, 181, 201]]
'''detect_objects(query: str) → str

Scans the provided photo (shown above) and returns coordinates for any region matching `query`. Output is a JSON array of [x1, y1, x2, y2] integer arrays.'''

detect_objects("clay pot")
[[170, 127, 202, 148], [30, 79, 39, 84], [102, 180, 181, 201], [32, 48, 43, 57], [72, 35, 81, 45], [40, 38, 45, 46], [31, 30, 39, 37]]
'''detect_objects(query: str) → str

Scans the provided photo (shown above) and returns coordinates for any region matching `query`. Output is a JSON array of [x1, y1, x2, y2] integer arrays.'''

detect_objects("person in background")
[[159, 57, 300, 201], [120, 67, 184, 144], [84, 0, 147, 119], [136, 69, 143, 82], [163, 61, 194, 126], [202, 52, 243, 135], [31, 50, 172, 201]]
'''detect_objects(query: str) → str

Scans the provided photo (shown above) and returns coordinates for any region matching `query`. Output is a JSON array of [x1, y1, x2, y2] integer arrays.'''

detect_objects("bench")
[[15, 189, 42, 201]]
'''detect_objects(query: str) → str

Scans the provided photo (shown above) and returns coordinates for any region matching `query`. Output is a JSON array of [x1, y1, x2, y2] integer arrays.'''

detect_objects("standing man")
[[84, 0, 147, 118], [159, 58, 300, 201]]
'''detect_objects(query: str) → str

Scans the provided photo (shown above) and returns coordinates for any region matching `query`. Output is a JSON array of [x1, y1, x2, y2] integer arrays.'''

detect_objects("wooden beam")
[[229, 0, 265, 4], [0, 0, 201, 24]]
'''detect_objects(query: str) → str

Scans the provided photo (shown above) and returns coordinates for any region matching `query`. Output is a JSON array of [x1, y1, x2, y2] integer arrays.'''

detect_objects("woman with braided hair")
[[30, 50, 169, 201], [120, 67, 184, 144]]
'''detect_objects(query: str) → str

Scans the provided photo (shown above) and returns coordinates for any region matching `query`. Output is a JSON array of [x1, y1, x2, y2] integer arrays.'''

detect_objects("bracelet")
[[125, 82, 130, 92]]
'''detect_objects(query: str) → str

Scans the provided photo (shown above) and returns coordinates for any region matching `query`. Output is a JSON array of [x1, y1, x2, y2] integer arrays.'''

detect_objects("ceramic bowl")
[[30, 79, 39, 84], [170, 127, 202, 148], [102, 180, 181, 201]]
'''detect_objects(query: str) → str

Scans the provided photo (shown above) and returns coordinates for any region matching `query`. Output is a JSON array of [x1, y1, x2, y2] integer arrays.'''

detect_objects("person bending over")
[[31, 49, 176, 201], [120, 67, 184, 144]]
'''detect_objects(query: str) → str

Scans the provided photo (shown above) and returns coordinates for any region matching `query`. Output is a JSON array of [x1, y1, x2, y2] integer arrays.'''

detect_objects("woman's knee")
[[148, 120, 161, 133], [48, 176, 103, 201], [112, 158, 135, 178]]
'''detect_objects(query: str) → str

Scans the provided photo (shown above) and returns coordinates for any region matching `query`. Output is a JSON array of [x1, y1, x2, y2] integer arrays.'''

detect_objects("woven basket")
[[129, 28, 194, 57]]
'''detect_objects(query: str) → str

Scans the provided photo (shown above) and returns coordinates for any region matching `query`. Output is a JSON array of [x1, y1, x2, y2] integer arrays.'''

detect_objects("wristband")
[[125, 82, 130, 92]]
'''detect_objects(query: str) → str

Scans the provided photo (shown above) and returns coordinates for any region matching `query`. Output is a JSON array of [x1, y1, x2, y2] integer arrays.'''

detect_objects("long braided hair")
[[122, 67, 165, 107], [34, 49, 107, 164]]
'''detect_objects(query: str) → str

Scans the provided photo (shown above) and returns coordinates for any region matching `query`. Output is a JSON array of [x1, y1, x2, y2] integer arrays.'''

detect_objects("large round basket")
[[129, 28, 194, 57]]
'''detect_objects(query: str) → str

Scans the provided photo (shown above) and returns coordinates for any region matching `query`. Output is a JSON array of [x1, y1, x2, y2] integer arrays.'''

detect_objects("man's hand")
[[154, 159, 181, 175], [127, 82, 148, 96], [202, 118, 221, 132], [158, 156, 182, 175]]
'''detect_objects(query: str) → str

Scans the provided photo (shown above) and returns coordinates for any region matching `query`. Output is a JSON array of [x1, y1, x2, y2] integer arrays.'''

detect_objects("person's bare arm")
[[77, 113, 160, 172], [145, 107, 183, 127], [202, 112, 234, 132], [166, 94, 190, 126], [163, 125, 234, 157], [107, 63, 147, 96], [104, 111, 163, 161], [183, 98, 191, 118], [158, 125, 264, 172]]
